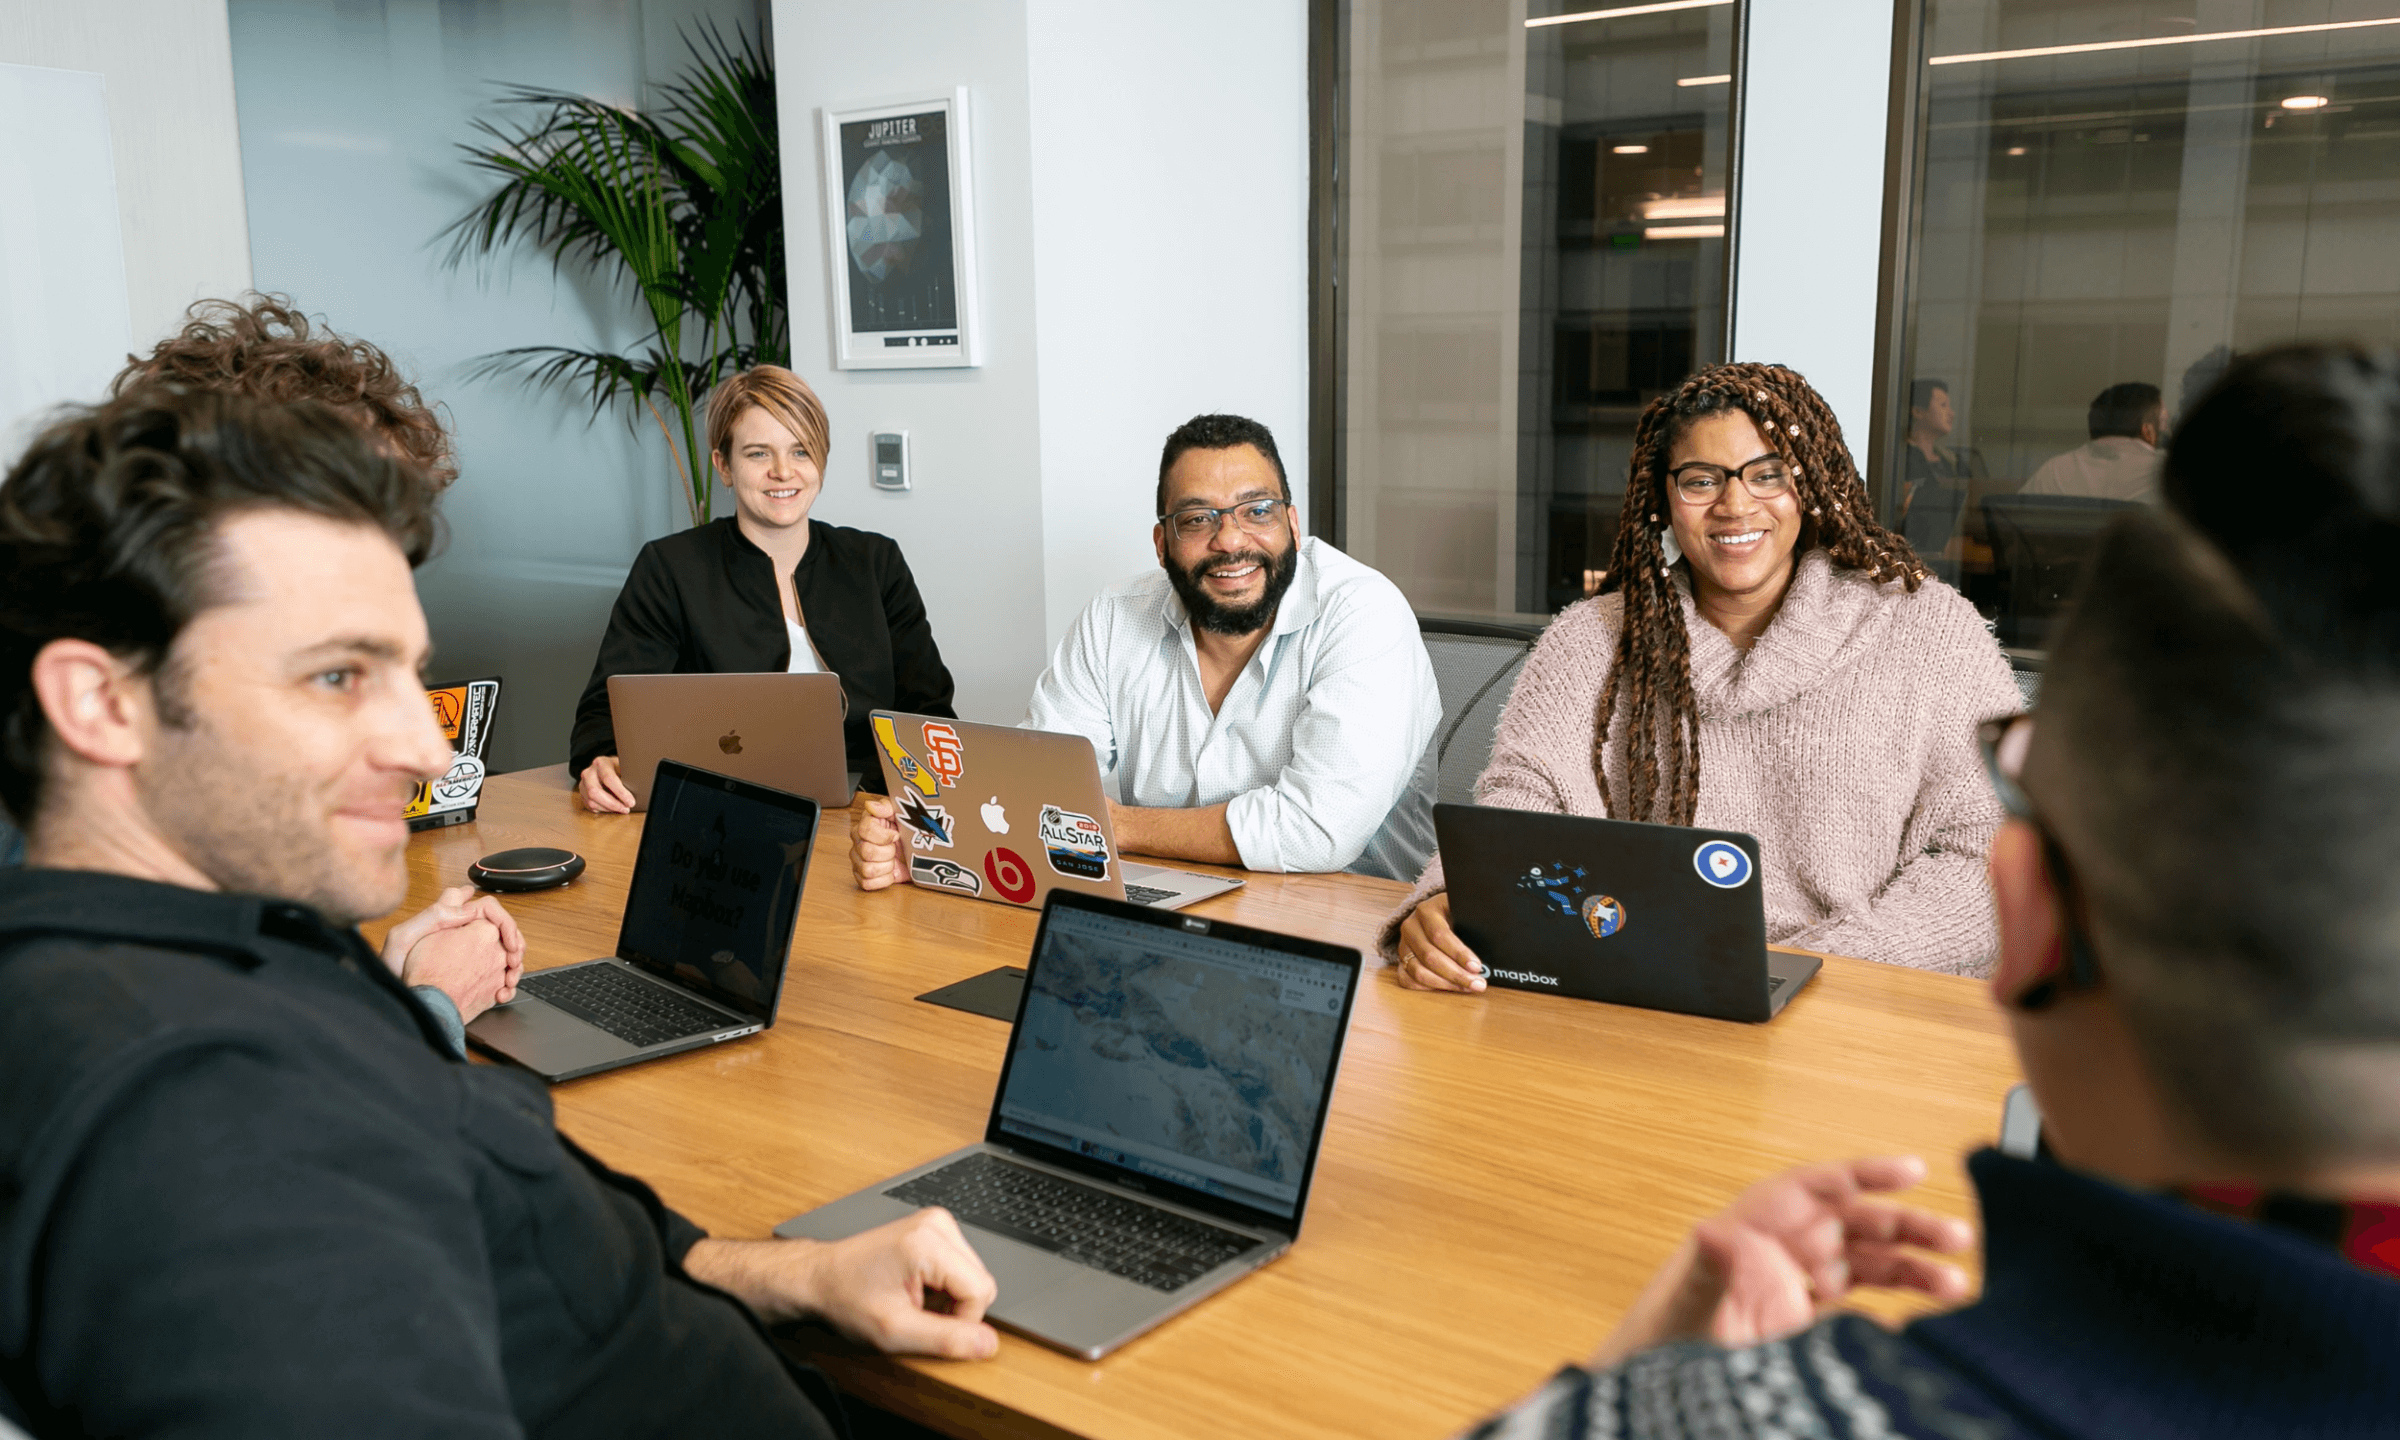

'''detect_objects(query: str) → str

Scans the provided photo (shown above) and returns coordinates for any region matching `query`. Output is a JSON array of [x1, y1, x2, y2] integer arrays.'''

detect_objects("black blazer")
[[570, 517, 956, 787]]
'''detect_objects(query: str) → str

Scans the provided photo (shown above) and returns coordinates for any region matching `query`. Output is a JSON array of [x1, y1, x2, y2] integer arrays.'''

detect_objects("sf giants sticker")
[[910, 855, 981, 897], [897, 790, 955, 850], [920, 722, 965, 790], [1693, 840, 1755, 889], [1037, 804, 1111, 881], [984, 846, 1038, 904], [872, 714, 939, 797]]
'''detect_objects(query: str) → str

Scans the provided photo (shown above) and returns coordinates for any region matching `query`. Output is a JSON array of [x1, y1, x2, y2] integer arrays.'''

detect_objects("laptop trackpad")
[[961, 1225, 1070, 1313], [469, 994, 639, 1063]]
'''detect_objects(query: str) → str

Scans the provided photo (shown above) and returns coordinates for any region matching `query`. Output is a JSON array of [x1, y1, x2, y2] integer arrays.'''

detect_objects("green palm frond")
[[438, 21, 785, 526]]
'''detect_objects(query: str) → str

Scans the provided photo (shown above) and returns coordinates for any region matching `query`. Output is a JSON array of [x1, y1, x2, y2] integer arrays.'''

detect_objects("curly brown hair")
[[1593, 362, 1928, 826], [111, 294, 456, 486]]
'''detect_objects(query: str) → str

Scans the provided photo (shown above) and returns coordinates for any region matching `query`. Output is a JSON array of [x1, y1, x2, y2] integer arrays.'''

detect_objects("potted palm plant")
[[441, 23, 785, 526]]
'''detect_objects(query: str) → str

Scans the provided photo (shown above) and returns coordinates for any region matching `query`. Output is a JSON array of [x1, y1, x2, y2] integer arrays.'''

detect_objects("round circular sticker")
[[984, 846, 1037, 904], [1693, 840, 1754, 889], [1580, 893, 1626, 939]]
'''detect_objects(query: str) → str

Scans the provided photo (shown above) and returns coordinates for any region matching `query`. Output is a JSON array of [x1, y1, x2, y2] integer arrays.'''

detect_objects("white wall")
[[1024, 0, 1310, 651], [772, 0, 1311, 718], [1728, 0, 1895, 450], [0, 1, 251, 353], [0, 63, 132, 459]]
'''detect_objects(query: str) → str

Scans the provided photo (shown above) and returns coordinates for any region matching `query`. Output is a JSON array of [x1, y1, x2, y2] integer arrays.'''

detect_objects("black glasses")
[[1161, 498, 1290, 541], [1667, 455, 1791, 504], [1977, 713, 2102, 1008]]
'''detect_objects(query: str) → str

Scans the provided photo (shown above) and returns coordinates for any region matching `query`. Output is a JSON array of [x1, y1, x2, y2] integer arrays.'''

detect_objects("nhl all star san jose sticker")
[[1693, 839, 1754, 889]]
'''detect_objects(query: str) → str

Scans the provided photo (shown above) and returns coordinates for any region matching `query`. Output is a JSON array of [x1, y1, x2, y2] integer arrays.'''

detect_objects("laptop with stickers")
[[1433, 803, 1819, 1022], [868, 711, 1243, 911]]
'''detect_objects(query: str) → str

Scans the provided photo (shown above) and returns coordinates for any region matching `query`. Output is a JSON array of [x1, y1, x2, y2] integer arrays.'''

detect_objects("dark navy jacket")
[[0, 869, 838, 1438]]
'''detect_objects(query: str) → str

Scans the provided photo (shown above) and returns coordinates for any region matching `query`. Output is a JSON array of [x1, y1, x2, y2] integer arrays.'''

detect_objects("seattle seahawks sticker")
[[1693, 840, 1754, 889], [1037, 803, 1111, 880], [910, 854, 981, 896]]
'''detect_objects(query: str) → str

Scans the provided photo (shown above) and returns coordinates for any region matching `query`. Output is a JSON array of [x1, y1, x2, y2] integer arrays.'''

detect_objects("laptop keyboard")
[[1122, 883, 1177, 906], [886, 1153, 1258, 1293], [519, 964, 735, 1049]]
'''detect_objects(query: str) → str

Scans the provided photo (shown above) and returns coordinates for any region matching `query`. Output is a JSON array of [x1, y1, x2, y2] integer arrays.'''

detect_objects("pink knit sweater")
[[1389, 550, 2023, 976]]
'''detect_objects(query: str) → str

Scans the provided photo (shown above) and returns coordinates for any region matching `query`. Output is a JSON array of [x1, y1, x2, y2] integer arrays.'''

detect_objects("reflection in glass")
[[1888, 1, 2400, 647], [1340, 0, 1739, 619]]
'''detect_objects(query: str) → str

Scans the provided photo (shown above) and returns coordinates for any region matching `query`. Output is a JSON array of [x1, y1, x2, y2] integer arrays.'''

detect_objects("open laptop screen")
[[992, 903, 1354, 1221], [616, 762, 819, 1023]]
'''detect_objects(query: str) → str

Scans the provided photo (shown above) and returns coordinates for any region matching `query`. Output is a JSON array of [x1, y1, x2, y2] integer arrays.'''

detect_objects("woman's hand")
[[1589, 1156, 1974, 1369], [1393, 893, 1487, 992], [851, 793, 909, 890], [578, 756, 635, 814]]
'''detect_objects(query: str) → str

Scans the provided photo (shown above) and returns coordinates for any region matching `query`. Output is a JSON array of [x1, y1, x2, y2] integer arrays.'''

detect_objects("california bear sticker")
[[872, 714, 939, 797], [1037, 804, 1110, 880], [911, 855, 981, 896], [1693, 840, 1754, 889]]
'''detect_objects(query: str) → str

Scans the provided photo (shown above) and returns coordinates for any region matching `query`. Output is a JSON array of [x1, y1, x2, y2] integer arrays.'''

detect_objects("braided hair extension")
[[1591, 362, 1928, 826]]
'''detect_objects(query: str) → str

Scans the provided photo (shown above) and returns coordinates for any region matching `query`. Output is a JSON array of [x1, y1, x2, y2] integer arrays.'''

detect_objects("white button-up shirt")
[[1027, 536, 1441, 880]]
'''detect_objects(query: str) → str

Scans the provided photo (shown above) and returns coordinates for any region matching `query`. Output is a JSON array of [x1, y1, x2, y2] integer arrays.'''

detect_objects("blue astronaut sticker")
[[1693, 840, 1754, 889]]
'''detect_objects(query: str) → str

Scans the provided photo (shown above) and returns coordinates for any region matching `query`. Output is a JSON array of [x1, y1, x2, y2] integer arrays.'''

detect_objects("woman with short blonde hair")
[[572, 364, 955, 811]]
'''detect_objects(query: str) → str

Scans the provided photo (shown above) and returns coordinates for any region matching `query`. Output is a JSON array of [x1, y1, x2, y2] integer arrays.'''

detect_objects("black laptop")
[[466, 759, 819, 1081], [1433, 803, 1818, 1022]]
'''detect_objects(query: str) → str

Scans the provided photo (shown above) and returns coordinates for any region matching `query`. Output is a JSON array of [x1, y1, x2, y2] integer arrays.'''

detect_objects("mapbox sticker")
[[911, 855, 981, 896], [984, 846, 1038, 904], [1037, 804, 1111, 880], [1693, 840, 1754, 889]]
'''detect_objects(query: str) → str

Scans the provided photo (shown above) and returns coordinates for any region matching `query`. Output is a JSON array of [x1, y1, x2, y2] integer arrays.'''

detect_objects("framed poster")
[[820, 88, 982, 369]]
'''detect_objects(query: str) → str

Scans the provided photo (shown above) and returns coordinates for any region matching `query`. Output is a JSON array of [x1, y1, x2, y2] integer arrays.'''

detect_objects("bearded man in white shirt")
[[851, 413, 1440, 886]]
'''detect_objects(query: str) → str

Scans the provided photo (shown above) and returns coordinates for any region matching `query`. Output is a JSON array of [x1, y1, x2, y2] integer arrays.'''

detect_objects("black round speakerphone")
[[467, 846, 586, 893]]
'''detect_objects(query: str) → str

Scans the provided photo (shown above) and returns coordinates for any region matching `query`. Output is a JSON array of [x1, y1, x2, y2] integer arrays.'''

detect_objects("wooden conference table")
[[372, 767, 2022, 1440]]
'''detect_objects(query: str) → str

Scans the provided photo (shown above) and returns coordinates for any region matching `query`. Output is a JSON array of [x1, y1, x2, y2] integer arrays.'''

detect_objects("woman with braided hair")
[[1387, 362, 2022, 983]]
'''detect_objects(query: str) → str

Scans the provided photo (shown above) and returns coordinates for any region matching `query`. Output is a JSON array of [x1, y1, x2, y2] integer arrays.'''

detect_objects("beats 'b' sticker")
[[1693, 840, 1754, 889], [984, 846, 1037, 904]]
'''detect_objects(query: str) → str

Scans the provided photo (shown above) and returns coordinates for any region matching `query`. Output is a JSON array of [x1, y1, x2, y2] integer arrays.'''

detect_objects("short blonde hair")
[[707, 365, 830, 473]]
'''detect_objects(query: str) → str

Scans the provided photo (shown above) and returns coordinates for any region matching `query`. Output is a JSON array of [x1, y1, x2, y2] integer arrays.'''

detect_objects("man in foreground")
[[0, 391, 997, 1435], [1457, 344, 2400, 1435], [853, 413, 1440, 886]]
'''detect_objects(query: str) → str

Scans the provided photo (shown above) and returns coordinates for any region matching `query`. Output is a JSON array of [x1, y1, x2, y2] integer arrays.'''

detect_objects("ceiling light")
[[2005, 145, 2027, 155], [1613, 144, 1651, 154], [1642, 196, 1726, 221], [2280, 94, 2330, 110], [1931, 15, 2400, 65], [1676, 74, 1733, 87], [1527, 0, 1731, 27], [1644, 224, 1726, 239]]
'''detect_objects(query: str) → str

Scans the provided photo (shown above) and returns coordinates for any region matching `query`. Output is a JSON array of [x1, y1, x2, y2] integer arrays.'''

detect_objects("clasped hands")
[[379, 883, 525, 1022]]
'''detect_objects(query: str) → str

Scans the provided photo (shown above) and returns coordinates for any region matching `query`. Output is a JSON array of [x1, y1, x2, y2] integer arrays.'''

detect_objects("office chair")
[[1419, 617, 1545, 805]]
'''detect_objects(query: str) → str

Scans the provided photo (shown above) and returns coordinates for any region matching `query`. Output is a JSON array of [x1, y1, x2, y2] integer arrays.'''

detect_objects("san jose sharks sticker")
[[910, 854, 981, 896], [1037, 803, 1110, 880], [1693, 840, 1754, 889], [897, 789, 954, 850]]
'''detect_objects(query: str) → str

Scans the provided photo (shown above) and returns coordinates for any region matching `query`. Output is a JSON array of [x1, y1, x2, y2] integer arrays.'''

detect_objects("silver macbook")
[[466, 760, 818, 1082], [869, 710, 1242, 911], [778, 889, 1362, 1358], [609, 672, 857, 811]]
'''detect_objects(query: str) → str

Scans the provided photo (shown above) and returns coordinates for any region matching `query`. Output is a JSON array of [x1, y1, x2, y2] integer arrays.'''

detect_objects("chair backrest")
[[1420, 617, 1544, 806], [1980, 493, 2139, 647]]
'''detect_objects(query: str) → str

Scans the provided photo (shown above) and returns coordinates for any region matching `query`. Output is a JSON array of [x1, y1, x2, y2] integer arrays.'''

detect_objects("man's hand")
[[578, 755, 636, 814], [852, 793, 909, 890], [382, 884, 526, 1021], [1589, 1156, 1973, 1369], [1393, 893, 1487, 993], [684, 1210, 999, 1360], [1105, 799, 1241, 866]]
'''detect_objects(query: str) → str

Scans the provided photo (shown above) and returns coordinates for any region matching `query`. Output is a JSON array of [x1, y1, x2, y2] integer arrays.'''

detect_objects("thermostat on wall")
[[870, 430, 910, 491]]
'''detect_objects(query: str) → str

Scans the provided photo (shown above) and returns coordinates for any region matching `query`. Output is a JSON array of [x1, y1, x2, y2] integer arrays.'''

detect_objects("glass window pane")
[[1886, 0, 2400, 649], [1340, 0, 1741, 618]]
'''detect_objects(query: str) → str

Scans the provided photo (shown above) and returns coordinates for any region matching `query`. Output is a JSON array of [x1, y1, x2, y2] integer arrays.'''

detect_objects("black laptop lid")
[[985, 890, 1361, 1236], [615, 759, 820, 1024], [1435, 803, 1772, 1022]]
